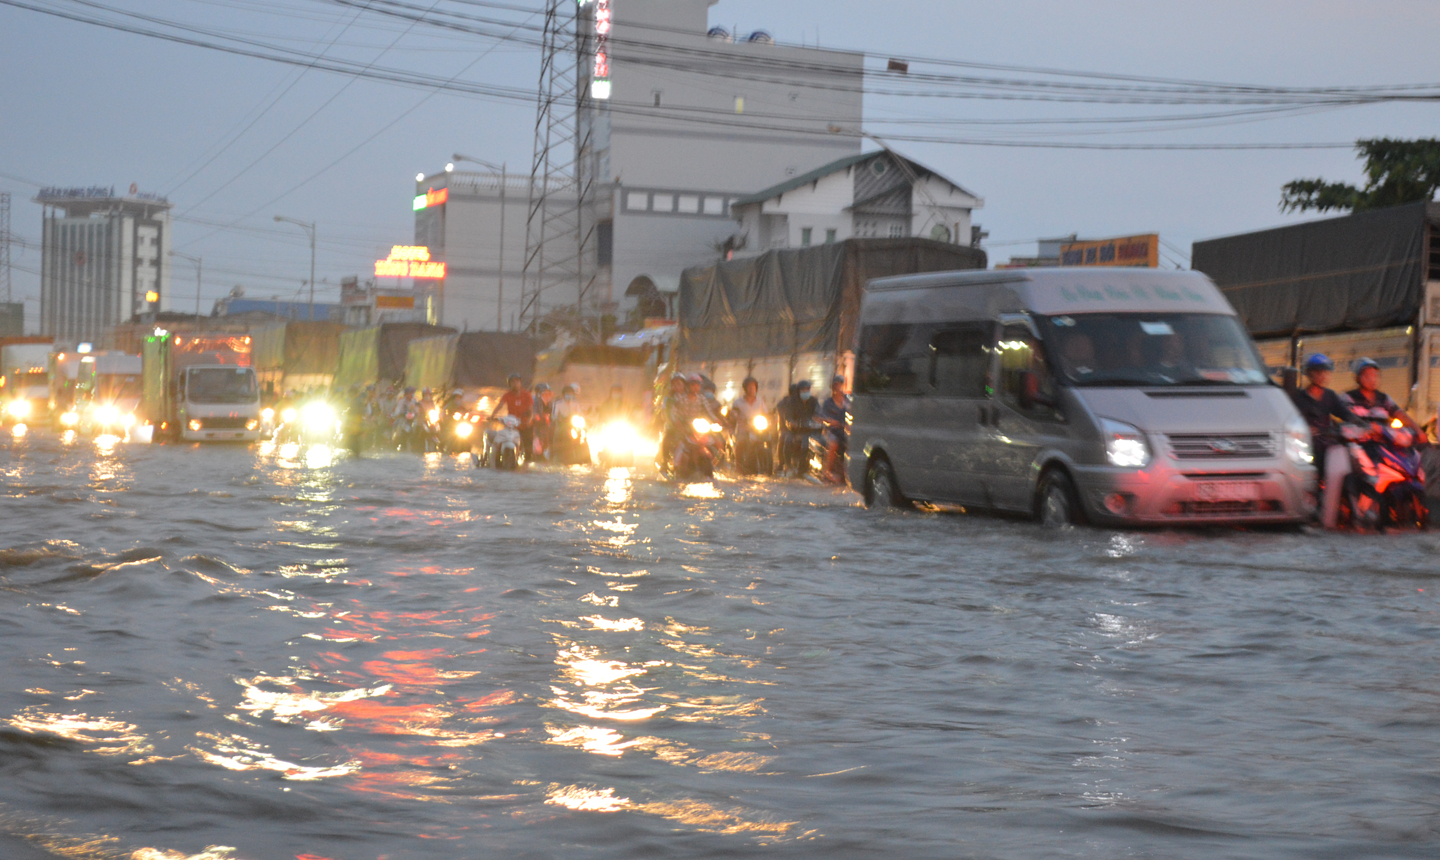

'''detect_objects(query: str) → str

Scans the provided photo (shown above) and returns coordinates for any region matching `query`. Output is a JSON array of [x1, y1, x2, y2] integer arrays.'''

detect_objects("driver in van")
[[1060, 333, 1096, 378]]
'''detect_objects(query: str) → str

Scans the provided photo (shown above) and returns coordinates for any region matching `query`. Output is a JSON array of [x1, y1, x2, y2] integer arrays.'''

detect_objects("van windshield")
[[1039, 313, 1270, 387], [187, 368, 258, 404]]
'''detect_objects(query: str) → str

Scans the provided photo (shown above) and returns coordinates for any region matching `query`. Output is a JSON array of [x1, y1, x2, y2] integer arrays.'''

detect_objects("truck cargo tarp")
[[452, 332, 536, 388], [335, 328, 379, 389], [1192, 201, 1439, 339], [250, 324, 287, 371], [405, 334, 458, 391], [378, 323, 456, 382], [678, 238, 986, 363], [282, 321, 345, 376]]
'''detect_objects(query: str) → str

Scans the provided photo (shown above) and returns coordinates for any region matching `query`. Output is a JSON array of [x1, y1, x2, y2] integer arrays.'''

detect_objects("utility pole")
[[0, 192, 10, 304], [520, 0, 598, 336]]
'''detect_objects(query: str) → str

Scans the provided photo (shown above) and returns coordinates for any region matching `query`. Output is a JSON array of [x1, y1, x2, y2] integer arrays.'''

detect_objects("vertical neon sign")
[[591, 0, 612, 99]]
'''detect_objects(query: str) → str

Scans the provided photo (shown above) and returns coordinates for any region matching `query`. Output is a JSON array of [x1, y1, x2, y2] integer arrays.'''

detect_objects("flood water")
[[3, 431, 1440, 860]]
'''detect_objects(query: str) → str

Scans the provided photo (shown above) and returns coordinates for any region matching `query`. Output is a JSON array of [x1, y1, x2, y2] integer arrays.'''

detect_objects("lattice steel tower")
[[520, 0, 601, 334]]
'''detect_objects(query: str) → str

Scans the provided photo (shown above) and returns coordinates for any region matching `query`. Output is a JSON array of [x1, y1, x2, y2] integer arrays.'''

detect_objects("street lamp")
[[168, 251, 202, 317], [453, 153, 507, 331], [273, 215, 316, 320]]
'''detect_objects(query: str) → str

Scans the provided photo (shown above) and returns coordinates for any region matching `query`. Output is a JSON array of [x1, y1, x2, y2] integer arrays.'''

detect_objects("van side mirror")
[[1017, 370, 1055, 410]]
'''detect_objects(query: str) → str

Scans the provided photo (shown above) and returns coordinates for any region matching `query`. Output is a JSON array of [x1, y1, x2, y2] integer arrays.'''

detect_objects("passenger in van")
[[1290, 354, 1356, 529], [1059, 333, 1097, 378]]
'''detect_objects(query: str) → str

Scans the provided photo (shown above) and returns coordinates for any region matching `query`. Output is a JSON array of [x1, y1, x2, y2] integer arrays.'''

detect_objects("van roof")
[[864, 267, 1235, 320]]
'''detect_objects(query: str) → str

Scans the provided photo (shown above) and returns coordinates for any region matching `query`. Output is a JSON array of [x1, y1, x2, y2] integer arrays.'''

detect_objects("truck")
[[141, 330, 262, 442], [68, 352, 144, 437], [1, 337, 55, 428]]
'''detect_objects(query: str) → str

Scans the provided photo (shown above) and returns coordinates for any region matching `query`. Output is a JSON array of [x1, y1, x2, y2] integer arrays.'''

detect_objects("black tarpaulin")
[[1192, 202, 1438, 339], [677, 238, 986, 364], [452, 332, 537, 388], [377, 323, 456, 382]]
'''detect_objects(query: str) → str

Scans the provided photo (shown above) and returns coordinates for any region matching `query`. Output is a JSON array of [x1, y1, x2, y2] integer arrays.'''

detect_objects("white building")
[[728, 150, 983, 256], [414, 0, 864, 331], [36, 186, 172, 343]]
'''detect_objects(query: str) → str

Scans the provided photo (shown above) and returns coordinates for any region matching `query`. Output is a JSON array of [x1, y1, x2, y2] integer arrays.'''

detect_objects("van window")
[[997, 324, 1060, 420], [856, 323, 932, 394], [1040, 313, 1269, 387], [929, 324, 991, 398]]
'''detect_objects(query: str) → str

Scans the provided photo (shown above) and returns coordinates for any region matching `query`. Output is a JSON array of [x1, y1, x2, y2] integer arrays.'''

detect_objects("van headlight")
[[1101, 418, 1150, 468], [1284, 415, 1313, 465]]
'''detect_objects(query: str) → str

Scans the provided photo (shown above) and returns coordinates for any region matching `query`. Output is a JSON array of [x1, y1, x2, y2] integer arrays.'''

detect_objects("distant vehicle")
[[849, 268, 1316, 527], [72, 352, 143, 437], [1, 339, 54, 428], [142, 331, 262, 442]]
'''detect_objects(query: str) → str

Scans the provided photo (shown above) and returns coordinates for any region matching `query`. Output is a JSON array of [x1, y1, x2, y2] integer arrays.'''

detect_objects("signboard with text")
[[1060, 234, 1158, 268], [375, 246, 445, 279]]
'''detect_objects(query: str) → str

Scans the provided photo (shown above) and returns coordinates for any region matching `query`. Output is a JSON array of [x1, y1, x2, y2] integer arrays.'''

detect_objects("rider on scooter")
[[491, 373, 534, 460], [1343, 358, 1420, 430], [1290, 354, 1356, 529], [816, 374, 851, 483]]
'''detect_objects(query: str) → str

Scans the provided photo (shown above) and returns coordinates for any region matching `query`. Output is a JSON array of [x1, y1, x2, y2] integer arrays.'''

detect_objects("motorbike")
[[482, 415, 523, 470], [808, 421, 848, 484], [552, 414, 591, 465], [731, 413, 775, 476], [273, 401, 340, 445], [392, 407, 434, 453], [781, 418, 823, 478], [674, 416, 723, 482], [1343, 418, 1428, 531]]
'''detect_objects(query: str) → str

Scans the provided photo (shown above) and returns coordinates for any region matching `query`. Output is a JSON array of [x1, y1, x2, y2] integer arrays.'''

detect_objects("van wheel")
[[1037, 469, 1085, 528], [865, 456, 910, 510]]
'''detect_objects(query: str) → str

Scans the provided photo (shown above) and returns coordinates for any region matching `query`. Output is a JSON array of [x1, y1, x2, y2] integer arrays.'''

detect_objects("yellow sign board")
[[1060, 234, 1158, 268], [375, 245, 446, 279]]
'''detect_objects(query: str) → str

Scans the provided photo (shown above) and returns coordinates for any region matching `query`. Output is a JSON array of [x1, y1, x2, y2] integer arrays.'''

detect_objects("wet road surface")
[[3, 431, 1440, 859]]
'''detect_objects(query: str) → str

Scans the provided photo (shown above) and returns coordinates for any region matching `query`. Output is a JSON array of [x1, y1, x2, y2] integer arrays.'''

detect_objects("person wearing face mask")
[[777, 379, 818, 476], [551, 384, 588, 464]]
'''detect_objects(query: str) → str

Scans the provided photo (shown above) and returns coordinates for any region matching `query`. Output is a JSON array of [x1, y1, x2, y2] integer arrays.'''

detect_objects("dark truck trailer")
[[334, 323, 457, 389], [1191, 201, 1440, 422], [677, 237, 986, 404]]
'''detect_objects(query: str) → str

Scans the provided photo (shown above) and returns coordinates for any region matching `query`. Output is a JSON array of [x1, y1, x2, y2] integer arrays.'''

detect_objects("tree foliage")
[[1280, 138, 1440, 213]]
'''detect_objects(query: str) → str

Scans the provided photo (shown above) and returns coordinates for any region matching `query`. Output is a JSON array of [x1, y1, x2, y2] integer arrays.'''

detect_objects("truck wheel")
[[1037, 469, 1085, 528], [864, 456, 910, 510]]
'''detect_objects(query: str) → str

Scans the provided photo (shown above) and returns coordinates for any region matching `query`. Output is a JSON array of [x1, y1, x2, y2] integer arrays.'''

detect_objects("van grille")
[[1168, 500, 1283, 517], [1167, 433, 1276, 460]]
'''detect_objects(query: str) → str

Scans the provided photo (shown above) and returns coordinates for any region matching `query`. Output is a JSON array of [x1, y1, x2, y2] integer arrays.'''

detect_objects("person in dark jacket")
[[1290, 353, 1355, 529]]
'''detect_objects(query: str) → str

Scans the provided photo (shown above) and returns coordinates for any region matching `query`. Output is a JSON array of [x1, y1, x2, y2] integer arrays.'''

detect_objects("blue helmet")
[[1303, 353, 1334, 373], [1352, 357, 1380, 375]]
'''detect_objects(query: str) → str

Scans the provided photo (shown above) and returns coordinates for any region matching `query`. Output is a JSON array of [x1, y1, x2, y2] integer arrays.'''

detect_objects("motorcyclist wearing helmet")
[[597, 384, 632, 424], [1342, 357, 1419, 430], [491, 374, 535, 460], [816, 374, 851, 483], [659, 374, 690, 471], [532, 383, 555, 459], [777, 379, 818, 474], [1290, 354, 1357, 529]]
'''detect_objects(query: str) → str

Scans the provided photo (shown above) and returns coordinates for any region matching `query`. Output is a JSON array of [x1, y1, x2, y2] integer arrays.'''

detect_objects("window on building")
[[801, 227, 813, 247], [652, 90, 663, 107], [677, 196, 699, 214], [888, 224, 906, 238], [597, 221, 613, 267], [703, 197, 725, 216], [653, 194, 673, 212], [625, 192, 648, 211], [734, 96, 745, 114], [825, 228, 837, 244]]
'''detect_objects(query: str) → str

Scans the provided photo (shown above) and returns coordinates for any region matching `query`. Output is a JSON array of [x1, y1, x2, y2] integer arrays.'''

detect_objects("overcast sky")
[[1, 0, 1436, 328]]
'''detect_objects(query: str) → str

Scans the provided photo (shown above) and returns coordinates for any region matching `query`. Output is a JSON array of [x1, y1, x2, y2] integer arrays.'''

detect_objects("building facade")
[[36, 186, 172, 343], [728, 150, 982, 257], [414, 0, 865, 331]]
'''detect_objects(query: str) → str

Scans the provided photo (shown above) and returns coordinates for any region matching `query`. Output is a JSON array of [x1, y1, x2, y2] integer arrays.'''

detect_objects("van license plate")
[[1195, 481, 1260, 502]]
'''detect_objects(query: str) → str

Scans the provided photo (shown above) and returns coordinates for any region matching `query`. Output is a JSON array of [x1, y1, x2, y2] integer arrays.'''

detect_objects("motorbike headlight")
[[571, 415, 586, 430], [753, 415, 769, 432], [1100, 417, 1150, 468], [302, 402, 336, 432], [1283, 415, 1313, 466], [427, 408, 441, 424], [710, 422, 724, 433], [691, 417, 711, 434], [60, 411, 79, 427], [6, 400, 31, 419], [281, 408, 297, 424], [261, 407, 275, 422], [124, 414, 136, 429], [456, 422, 474, 439], [96, 404, 120, 425]]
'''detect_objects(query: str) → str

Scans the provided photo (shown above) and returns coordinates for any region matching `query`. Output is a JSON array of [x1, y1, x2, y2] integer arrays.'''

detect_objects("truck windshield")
[[1039, 312, 1270, 387], [97, 375, 142, 401], [187, 368, 258, 404]]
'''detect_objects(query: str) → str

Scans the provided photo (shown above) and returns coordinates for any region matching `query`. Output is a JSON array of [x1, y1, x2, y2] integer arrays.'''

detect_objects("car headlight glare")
[[1284, 415, 1313, 465], [6, 400, 31, 419], [1101, 417, 1150, 468]]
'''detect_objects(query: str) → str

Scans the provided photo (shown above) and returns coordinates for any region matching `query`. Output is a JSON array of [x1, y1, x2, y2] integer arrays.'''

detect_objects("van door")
[[911, 322, 993, 505], [984, 319, 1069, 512], [854, 322, 931, 498]]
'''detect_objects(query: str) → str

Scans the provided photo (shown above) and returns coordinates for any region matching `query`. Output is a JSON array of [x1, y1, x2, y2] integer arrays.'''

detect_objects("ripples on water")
[[2, 431, 1440, 859]]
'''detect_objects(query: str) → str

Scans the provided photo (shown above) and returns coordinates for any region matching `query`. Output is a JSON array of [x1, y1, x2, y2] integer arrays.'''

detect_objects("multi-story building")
[[36, 186, 172, 343], [727, 150, 982, 256], [414, 0, 865, 332]]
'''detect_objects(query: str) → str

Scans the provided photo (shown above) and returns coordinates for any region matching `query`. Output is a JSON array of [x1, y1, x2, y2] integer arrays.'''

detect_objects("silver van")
[[847, 268, 1317, 526]]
